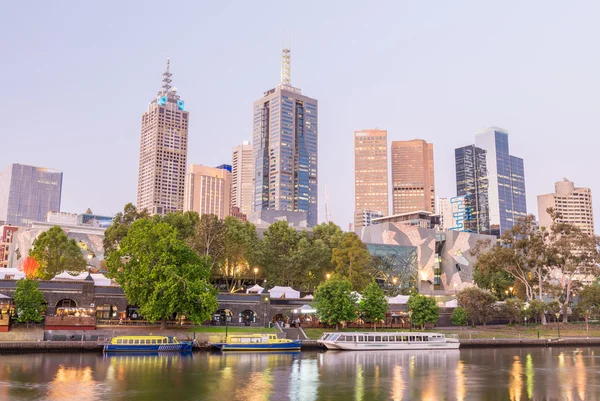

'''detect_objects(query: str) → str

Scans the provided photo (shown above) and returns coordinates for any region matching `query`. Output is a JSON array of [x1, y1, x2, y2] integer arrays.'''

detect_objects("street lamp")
[[85, 254, 93, 281], [524, 316, 528, 328], [407, 310, 413, 332], [555, 312, 561, 338], [326, 273, 331, 280], [253, 267, 259, 285], [392, 277, 397, 285]]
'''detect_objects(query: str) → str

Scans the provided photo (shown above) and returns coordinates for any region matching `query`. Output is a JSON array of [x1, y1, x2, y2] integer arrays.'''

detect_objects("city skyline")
[[4, 2, 600, 232]]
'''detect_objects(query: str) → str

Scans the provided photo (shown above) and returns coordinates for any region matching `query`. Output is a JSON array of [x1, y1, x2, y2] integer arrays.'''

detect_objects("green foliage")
[[407, 293, 439, 329], [359, 281, 388, 329], [218, 216, 261, 292], [103, 203, 149, 255], [451, 307, 468, 327], [154, 211, 200, 241], [13, 279, 46, 323], [457, 287, 497, 326], [29, 226, 86, 280], [314, 277, 357, 330], [331, 232, 372, 292], [261, 221, 301, 286], [187, 214, 226, 271], [503, 298, 525, 324], [526, 299, 545, 323], [107, 219, 218, 328], [472, 266, 514, 300]]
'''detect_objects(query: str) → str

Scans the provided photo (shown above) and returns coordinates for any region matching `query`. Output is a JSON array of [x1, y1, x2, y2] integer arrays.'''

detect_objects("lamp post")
[[85, 254, 93, 281], [407, 310, 413, 332], [524, 316, 528, 328], [253, 267, 258, 285], [555, 312, 560, 338]]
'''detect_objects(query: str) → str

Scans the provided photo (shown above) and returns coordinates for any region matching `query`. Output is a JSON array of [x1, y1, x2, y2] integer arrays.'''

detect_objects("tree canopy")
[[13, 279, 46, 324], [359, 281, 388, 330], [29, 226, 86, 280], [457, 287, 497, 326], [314, 277, 357, 330], [331, 232, 372, 292], [107, 219, 218, 329], [103, 203, 150, 254], [407, 293, 439, 329]]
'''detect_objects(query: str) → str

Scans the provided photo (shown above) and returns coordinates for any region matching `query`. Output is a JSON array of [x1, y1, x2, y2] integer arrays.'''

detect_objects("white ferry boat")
[[317, 332, 459, 350]]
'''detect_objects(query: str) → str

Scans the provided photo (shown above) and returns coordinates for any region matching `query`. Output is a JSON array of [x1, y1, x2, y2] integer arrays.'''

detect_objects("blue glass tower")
[[454, 145, 490, 233], [252, 49, 318, 226]]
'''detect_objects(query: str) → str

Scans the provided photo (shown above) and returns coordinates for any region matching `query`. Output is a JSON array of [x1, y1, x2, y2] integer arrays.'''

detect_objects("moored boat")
[[211, 333, 302, 351], [103, 335, 193, 352], [317, 332, 459, 350]]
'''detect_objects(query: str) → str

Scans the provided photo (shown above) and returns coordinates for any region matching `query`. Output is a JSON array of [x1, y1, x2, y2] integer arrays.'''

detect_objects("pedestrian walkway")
[[282, 327, 307, 340]]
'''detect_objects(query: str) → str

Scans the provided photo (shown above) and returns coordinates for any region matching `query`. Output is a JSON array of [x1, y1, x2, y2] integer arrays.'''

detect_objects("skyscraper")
[[0, 163, 63, 226], [232, 141, 254, 216], [391, 140, 435, 214], [183, 165, 232, 220], [252, 48, 318, 226], [538, 178, 594, 236], [354, 129, 389, 228], [474, 127, 526, 236], [454, 145, 490, 233], [137, 59, 189, 216]]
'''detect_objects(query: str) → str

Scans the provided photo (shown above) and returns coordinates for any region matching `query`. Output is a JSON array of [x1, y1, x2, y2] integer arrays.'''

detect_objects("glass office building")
[[0, 164, 63, 226], [474, 127, 527, 236], [454, 145, 490, 233], [253, 53, 318, 226]]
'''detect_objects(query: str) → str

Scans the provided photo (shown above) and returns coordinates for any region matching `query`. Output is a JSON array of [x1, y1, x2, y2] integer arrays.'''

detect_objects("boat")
[[211, 333, 302, 352], [317, 332, 460, 350], [103, 335, 193, 352]]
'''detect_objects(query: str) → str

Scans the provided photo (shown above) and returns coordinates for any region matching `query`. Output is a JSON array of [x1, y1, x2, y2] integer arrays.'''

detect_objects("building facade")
[[474, 127, 526, 236], [354, 209, 384, 229], [252, 49, 318, 227], [354, 129, 389, 228], [0, 225, 18, 268], [136, 59, 189, 216], [454, 145, 490, 233], [184, 165, 232, 220], [537, 178, 594, 236], [0, 164, 63, 226], [231, 141, 254, 216], [391, 140, 435, 215]]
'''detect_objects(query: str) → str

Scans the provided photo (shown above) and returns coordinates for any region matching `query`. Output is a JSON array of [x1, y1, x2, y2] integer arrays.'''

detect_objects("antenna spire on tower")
[[162, 58, 172, 93], [280, 27, 291, 85]]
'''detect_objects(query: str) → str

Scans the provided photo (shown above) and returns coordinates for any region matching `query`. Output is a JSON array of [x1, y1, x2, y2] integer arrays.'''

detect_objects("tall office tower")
[[354, 129, 389, 228], [0, 164, 63, 226], [455, 145, 490, 233], [232, 141, 254, 216], [183, 165, 232, 220], [474, 127, 526, 236], [538, 178, 594, 236], [252, 47, 318, 226], [137, 59, 189, 216], [391, 140, 435, 214]]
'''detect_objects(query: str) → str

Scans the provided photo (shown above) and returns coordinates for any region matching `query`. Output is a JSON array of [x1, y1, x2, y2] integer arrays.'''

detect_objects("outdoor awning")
[[0, 294, 12, 300]]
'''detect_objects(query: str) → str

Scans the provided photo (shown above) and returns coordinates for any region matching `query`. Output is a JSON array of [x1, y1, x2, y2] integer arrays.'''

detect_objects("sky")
[[2, 1, 600, 232]]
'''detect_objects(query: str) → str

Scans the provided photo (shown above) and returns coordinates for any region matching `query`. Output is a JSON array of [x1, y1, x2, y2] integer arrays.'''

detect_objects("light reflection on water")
[[0, 348, 599, 400]]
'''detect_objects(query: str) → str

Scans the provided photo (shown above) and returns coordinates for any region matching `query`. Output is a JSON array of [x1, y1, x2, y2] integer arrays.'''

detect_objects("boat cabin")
[[319, 333, 447, 343], [110, 336, 178, 345]]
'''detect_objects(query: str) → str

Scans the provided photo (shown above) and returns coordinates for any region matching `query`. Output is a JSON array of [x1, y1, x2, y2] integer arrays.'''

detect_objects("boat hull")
[[213, 340, 302, 352], [104, 342, 193, 352]]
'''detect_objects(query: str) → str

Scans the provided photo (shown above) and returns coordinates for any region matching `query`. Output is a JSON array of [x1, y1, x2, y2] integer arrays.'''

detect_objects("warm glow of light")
[[326, 273, 331, 280], [48, 365, 94, 401], [508, 356, 523, 401], [575, 351, 586, 400], [525, 354, 534, 400], [456, 360, 466, 401], [390, 365, 405, 401]]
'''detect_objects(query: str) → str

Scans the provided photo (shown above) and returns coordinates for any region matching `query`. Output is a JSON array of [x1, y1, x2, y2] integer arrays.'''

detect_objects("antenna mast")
[[162, 58, 172, 93], [281, 27, 291, 85]]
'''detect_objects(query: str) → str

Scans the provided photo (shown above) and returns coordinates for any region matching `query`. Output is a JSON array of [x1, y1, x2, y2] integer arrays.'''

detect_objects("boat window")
[[423, 336, 428, 342], [116, 339, 122, 344], [391, 336, 398, 342], [368, 336, 374, 342], [358, 336, 364, 342], [152, 339, 157, 344], [134, 340, 140, 344], [409, 336, 415, 342], [163, 339, 168, 344], [382, 336, 388, 342], [375, 336, 381, 342], [416, 336, 422, 342], [330, 334, 340, 342]]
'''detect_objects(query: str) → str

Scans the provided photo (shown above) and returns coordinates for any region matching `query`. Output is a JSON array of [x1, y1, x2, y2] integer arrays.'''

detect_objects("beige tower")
[[231, 141, 253, 216], [184, 165, 232, 220], [137, 59, 189, 215], [391, 139, 435, 214], [354, 129, 389, 228], [537, 178, 595, 236]]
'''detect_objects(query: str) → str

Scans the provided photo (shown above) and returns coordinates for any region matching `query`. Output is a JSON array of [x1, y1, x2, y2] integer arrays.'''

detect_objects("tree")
[[12, 279, 46, 325], [503, 298, 525, 325], [261, 221, 301, 286], [457, 287, 497, 326], [107, 219, 218, 329], [577, 283, 600, 330], [155, 211, 200, 242], [359, 281, 388, 331], [29, 226, 86, 280], [472, 266, 514, 300], [218, 217, 260, 293], [451, 307, 468, 329], [292, 234, 330, 292], [313, 277, 357, 330], [187, 214, 226, 272], [407, 293, 439, 329], [472, 215, 549, 324], [331, 232, 372, 291], [103, 203, 149, 254]]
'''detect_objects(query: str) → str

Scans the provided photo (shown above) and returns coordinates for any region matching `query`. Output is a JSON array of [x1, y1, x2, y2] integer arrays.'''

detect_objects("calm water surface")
[[0, 347, 599, 400]]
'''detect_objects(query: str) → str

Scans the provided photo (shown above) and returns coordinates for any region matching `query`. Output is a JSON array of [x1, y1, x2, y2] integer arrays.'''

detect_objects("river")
[[0, 347, 597, 400]]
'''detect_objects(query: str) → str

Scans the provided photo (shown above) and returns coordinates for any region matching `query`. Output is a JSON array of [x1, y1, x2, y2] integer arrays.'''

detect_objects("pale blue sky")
[[2, 1, 599, 231]]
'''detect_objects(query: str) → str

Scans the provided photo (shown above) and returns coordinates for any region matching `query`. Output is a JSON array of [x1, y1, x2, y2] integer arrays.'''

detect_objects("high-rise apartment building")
[[0, 225, 18, 268], [391, 140, 435, 214], [354, 129, 389, 228], [0, 164, 63, 226], [252, 48, 318, 227], [537, 178, 594, 236], [137, 59, 189, 216], [183, 165, 231, 220], [474, 127, 526, 236], [232, 141, 254, 217], [454, 145, 490, 233]]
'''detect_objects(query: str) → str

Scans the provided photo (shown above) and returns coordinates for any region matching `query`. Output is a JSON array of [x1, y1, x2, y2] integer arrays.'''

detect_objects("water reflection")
[[0, 348, 600, 400]]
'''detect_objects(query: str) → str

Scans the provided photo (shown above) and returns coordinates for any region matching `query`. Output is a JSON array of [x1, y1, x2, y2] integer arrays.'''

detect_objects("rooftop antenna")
[[281, 27, 291, 85], [162, 58, 172, 93]]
